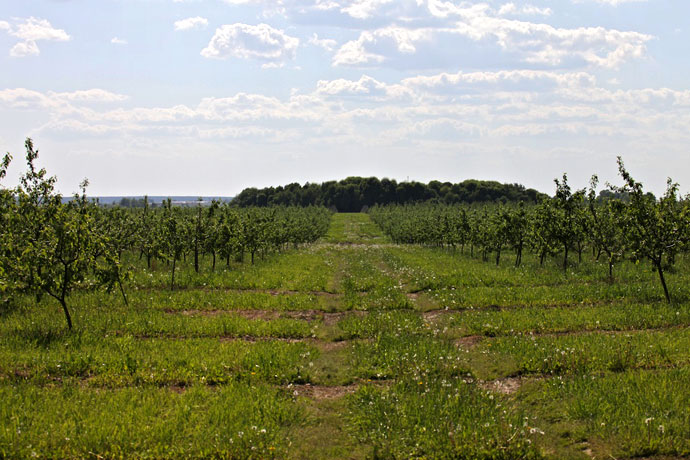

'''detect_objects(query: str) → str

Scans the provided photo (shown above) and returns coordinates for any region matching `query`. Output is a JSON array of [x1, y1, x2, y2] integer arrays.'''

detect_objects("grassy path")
[[2, 213, 690, 459]]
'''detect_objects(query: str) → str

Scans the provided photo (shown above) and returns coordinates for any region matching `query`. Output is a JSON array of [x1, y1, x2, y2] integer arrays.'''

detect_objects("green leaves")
[[1, 139, 128, 328]]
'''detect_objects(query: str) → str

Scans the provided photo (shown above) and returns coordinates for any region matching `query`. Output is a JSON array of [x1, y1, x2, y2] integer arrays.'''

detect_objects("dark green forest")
[[232, 177, 546, 212]]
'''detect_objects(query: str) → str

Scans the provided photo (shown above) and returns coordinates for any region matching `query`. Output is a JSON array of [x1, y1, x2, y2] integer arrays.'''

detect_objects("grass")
[[0, 383, 300, 459], [2, 212, 690, 459]]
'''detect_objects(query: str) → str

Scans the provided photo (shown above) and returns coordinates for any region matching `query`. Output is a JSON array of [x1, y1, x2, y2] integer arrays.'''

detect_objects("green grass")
[[347, 378, 542, 459], [2, 212, 690, 459], [0, 383, 300, 459], [321, 213, 391, 244], [522, 368, 690, 458]]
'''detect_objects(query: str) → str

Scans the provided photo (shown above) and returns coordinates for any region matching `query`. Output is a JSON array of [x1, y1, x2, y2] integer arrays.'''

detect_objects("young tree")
[[587, 175, 625, 281], [530, 199, 559, 267], [3, 139, 124, 329], [160, 199, 187, 290], [0, 152, 16, 302], [614, 157, 688, 303], [552, 174, 585, 271], [506, 203, 529, 267]]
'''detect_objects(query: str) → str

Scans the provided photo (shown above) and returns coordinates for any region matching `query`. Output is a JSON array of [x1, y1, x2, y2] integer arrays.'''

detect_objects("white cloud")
[[316, 74, 412, 100], [10, 40, 40, 57], [574, 0, 647, 5], [402, 70, 597, 94], [332, 3, 653, 69], [0, 88, 128, 109], [2, 17, 70, 57], [498, 3, 552, 17], [9, 17, 70, 42], [201, 23, 299, 65], [308, 33, 338, 51], [52, 89, 129, 103], [111, 37, 128, 45], [4, 73, 690, 193], [340, 0, 393, 19], [174, 16, 209, 31], [333, 27, 431, 66]]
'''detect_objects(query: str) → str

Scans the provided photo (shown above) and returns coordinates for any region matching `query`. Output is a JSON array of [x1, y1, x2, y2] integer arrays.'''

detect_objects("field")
[[2, 213, 690, 459]]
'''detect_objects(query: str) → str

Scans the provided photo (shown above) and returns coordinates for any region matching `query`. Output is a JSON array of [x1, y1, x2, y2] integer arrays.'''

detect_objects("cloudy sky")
[[1, 0, 688, 196]]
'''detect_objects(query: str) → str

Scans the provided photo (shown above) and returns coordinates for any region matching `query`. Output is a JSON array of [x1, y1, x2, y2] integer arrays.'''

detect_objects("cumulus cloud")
[[8, 70, 689, 146], [0, 88, 128, 109], [498, 3, 552, 16], [201, 23, 299, 66], [333, 27, 431, 66], [340, 0, 394, 19], [1, 17, 70, 57], [574, 0, 647, 5], [332, 3, 653, 69], [316, 74, 412, 100], [308, 33, 338, 51], [402, 70, 597, 94], [174, 16, 209, 31], [10, 40, 41, 57], [4, 73, 689, 196]]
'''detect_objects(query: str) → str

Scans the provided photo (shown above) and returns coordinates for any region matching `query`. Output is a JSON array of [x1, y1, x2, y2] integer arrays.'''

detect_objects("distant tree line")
[[232, 177, 547, 212], [117, 197, 152, 208]]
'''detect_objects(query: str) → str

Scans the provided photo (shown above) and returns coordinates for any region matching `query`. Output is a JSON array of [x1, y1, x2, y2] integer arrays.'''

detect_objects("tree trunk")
[[563, 244, 569, 271], [515, 246, 522, 267], [212, 251, 216, 271], [171, 257, 176, 291], [117, 275, 129, 306], [495, 248, 501, 266], [654, 260, 671, 303], [194, 241, 199, 273], [59, 298, 73, 330]]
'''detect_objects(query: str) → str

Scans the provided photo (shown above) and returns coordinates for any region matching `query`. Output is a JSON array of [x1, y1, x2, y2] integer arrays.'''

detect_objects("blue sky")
[[1, 0, 688, 196]]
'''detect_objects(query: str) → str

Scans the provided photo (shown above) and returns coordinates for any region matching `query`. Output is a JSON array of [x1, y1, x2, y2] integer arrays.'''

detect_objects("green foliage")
[[613, 157, 689, 302], [369, 160, 690, 302], [1, 139, 126, 329]]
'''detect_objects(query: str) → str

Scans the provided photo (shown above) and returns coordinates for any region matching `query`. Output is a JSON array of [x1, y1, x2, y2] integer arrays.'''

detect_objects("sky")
[[0, 0, 689, 197]]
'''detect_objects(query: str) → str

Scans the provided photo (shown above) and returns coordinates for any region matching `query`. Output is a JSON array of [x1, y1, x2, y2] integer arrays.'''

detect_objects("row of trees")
[[369, 159, 690, 303], [114, 197, 330, 287], [233, 176, 547, 211], [0, 140, 331, 329]]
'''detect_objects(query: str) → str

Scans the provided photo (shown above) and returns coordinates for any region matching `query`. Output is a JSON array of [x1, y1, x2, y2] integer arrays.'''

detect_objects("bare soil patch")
[[171, 309, 367, 325], [316, 340, 351, 352], [289, 384, 358, 400], [219, 336, 308, 344], [454, 335, 483, 349], [479, 377, 523, 395], [422, 309, 455, 321], [515, 324, 689, 339]]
